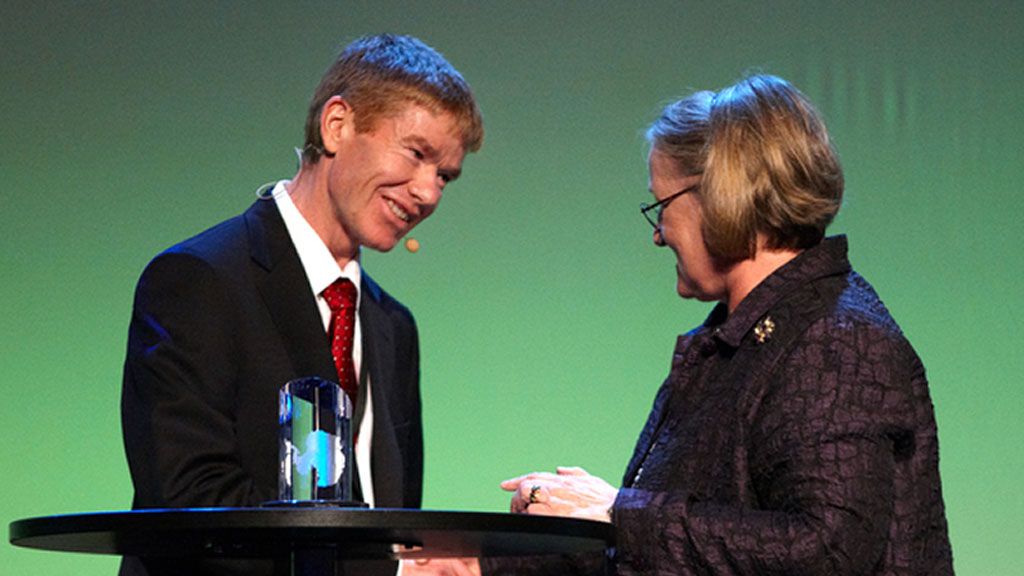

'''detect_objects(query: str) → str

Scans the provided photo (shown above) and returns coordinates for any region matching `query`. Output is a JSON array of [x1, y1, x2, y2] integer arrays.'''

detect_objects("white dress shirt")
[[272, 180, 376, 506]]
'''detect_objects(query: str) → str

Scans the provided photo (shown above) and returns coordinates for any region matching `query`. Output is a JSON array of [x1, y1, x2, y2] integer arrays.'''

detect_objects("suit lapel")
[[360, 275, 404, 506], [244, 199, 337, 383]]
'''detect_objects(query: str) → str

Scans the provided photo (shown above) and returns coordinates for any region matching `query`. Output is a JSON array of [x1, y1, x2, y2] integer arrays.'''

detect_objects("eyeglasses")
[[640, 185, 698, 229]]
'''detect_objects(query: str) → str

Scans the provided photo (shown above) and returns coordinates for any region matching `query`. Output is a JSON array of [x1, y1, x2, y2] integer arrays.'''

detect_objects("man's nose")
[[409, 168, 443, 206]]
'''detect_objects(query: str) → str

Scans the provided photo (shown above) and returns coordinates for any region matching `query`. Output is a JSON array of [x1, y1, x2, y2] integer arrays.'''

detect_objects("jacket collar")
[[705, 235, 852, 349]]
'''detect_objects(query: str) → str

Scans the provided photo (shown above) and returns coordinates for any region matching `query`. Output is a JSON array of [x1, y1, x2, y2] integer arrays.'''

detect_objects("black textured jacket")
[[486, 236, 953, 575]]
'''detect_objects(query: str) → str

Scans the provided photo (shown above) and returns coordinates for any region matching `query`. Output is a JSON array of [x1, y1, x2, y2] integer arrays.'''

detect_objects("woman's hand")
[[401, 558, 480, 576], [501, 466, 617, 523]]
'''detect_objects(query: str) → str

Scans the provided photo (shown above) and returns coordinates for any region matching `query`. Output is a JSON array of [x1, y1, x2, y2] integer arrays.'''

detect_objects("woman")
[[412, 74, 953, 575]]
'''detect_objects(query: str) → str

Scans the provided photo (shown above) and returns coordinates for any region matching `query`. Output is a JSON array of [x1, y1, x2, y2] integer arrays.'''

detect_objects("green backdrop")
[[3, 2, 1021, 574]]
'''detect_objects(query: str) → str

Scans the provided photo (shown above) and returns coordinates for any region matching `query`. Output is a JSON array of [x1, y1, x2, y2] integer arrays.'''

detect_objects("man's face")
[[325, 102, 466, 254], [648, 148, 727, 302]]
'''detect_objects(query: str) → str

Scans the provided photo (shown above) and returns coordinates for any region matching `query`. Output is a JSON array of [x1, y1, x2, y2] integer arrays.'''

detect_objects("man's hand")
[[501, 466, 617, 522]]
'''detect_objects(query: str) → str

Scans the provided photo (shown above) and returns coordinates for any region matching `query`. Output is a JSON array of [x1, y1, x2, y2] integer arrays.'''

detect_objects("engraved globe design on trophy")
[[273, 377, 360, 506]]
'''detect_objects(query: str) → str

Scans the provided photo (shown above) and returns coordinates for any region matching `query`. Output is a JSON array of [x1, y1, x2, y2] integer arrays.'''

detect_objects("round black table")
[[10, 507, 614, 574]]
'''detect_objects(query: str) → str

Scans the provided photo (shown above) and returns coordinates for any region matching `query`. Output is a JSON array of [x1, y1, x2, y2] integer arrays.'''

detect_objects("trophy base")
[[261, 499, 370, 508]]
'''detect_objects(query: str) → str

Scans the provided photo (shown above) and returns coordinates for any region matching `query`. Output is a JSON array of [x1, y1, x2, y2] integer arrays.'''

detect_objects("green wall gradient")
[[3, 2, 1021, 574]]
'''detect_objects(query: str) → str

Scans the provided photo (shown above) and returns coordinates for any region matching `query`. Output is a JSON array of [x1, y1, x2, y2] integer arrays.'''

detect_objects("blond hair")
[[647, 75, 843, 260], [303, 34, 483, 163]]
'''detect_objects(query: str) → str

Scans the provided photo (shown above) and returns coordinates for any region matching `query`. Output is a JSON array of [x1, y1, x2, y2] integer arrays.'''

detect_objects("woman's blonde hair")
[[647, 75, 843, 260]]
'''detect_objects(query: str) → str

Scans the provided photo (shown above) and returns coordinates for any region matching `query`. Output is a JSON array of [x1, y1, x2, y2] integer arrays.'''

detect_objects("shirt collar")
[[272, 180, 362, 300], [704, 235, 852, 348]]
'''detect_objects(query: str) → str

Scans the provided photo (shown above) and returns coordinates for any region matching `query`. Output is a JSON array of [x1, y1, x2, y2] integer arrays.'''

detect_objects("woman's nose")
[[653, 226, 666, 247]]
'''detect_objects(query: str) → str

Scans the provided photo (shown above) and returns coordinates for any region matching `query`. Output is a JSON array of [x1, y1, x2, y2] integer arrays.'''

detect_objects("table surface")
[[9, 507, 615, 560]]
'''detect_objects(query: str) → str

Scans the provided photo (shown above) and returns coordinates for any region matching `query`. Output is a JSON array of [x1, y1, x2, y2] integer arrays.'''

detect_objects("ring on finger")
[[528, 484, 542, 504]]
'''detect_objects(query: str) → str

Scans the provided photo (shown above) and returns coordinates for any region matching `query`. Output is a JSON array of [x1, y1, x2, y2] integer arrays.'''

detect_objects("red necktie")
[[322, 278, 358, 406]]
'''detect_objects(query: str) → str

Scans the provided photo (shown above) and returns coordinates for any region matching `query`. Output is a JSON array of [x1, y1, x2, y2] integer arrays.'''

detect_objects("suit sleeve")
[[613, 320, 911, 575], [402, 315, 424, 509], [121, 251, 270, 508], [383, 299, 424, 509]]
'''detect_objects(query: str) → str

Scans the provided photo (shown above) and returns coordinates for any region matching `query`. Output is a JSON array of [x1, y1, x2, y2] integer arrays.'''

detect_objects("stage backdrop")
[[3, 2, 1021, 574]]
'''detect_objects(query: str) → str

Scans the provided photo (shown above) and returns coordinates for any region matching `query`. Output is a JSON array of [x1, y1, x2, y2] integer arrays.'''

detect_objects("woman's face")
[[648, 148, 729, 302]]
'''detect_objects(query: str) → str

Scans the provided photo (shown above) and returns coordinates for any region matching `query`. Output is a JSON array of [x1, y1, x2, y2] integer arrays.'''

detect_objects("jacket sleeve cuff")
[[612, 487, 690, 571]]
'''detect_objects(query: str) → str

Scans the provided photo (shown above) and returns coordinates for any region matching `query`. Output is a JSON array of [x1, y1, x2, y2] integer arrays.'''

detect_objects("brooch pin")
[[753, 315, 776, 344]]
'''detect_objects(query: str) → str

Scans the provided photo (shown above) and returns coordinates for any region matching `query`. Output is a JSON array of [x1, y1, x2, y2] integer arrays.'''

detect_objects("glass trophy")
[[271, 376, 361, 506]]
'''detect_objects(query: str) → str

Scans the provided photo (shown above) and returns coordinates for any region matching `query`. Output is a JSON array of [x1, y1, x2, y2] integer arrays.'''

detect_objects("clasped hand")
[[401, 466, 616, 575], [501, 466, 617, 522]]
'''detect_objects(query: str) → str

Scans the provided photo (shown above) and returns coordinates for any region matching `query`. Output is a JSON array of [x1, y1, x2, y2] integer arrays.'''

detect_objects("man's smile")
[[385, 197, 412, 223]]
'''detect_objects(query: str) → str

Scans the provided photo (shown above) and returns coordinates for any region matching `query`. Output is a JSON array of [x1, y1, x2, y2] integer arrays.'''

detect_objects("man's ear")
[[320, 96, 354, 156]]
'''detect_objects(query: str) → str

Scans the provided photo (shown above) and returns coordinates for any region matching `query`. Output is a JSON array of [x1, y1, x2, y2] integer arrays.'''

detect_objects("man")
[[120, 34, 483, 575]]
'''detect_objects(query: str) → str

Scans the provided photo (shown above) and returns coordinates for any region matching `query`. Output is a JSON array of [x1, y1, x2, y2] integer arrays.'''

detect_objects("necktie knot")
[[323, 278, 357, 312]]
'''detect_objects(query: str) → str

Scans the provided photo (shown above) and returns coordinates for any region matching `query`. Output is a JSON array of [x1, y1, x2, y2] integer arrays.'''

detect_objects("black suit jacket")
[[120, 198, 423, 575]]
